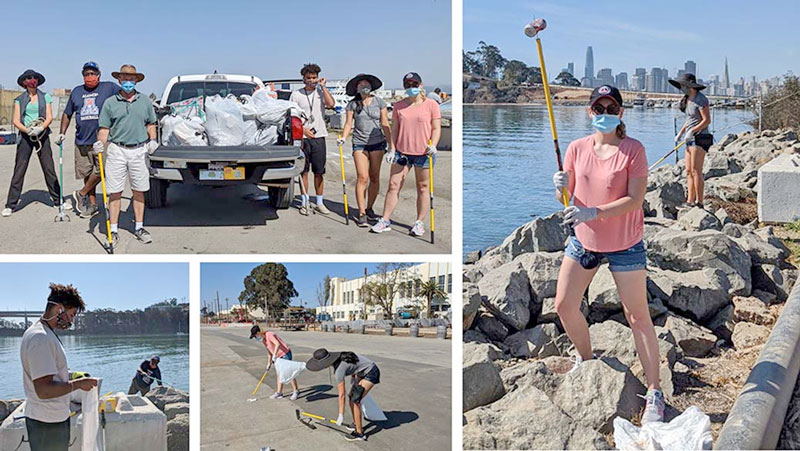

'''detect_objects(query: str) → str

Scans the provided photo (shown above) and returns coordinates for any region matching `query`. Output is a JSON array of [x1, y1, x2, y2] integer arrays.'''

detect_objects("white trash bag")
[[248, 124, 279, 146], [169, 95, 205, 120], [80, 385, 101, 451], [252, 88, 302, 125], [172, 117, 207, 146], [205, 94, 246, 146], [361, 394, 387, 422], [613, 406, 712, 451], [273, 357, 305, 384]]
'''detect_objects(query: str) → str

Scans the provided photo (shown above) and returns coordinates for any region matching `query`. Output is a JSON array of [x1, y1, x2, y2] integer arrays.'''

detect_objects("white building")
[[316, 262, 453, 321]]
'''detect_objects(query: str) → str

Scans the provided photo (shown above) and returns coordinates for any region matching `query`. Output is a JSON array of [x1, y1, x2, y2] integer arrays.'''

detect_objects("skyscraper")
[[567, 62, 574, 76], [722, 57, 730, 89], [615, 72, 629, 91], [685, 60, 697, 76], [634, 68, 647, 91], [597, 68, 614, 86], [584, 46, 594, 86]]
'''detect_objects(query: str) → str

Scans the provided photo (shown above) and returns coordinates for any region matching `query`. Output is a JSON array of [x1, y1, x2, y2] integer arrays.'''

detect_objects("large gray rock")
[[752, 265, 797, 303], [164, 402, 189, 421], [644, 181, 686, 219], [553, 359, 645, 433], [463, 329, 493, 344], [476, 314, 510, 342], [648, 267, 732, 323], [732, 233, 788, 266], [703, 152, 742, 179], [500, 359, 564, 397], [464, 250, 482, 264], [145, 387, 189, 411], [655, 313, 717, 357], [731, 322, 771, 350], [463, 284, 482, 330], [753, 226, 791, 261], [732, 296, 775, 325], [705, 170, 758, 201], [464, 253, 506, 283], [499, 212, 569, 258], [504, 323, 560, 358], [515, 251, 563, 301], [0, 400, 22, 423], [677, 207, 722, 231], [477, 262, 532, 330], [538, 333, 574, 358], [463, 386, 611, 450], [587, 265, 623, 322], [463, 343, 505, 411], [707, 304, 736, 342], [589, 320, 678, 371], [167, 413, 189, 451]]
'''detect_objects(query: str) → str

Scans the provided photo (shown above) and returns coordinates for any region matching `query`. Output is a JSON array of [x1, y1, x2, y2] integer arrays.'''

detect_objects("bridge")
[[0, 311, 44, 318]]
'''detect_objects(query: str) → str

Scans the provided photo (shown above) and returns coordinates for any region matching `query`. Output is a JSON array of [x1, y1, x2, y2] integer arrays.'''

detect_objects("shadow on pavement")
[[14, 189, 56, 210], [143, 185, 280, 227], [364, 410, 419, 438]]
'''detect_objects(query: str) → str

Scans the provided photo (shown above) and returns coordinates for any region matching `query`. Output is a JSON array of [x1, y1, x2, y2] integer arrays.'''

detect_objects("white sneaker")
[[639, 389, 666, 424], [1, 208, 11, 217], [269, 392, 283, 399], [314, 202, 331, 215], [568, 353, 597, 374], [410, 220, 425, 237], [370, 218, 392, 233], [290, 391, 299, 401]]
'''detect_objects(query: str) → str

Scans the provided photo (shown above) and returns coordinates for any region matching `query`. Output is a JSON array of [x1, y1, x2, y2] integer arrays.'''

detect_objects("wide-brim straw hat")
[[17, 69, 45, 88], [669, 73, 706, 91], [345, 74, 382, 96], [112, 64, 145, 83], [306, 348, 341, 372]]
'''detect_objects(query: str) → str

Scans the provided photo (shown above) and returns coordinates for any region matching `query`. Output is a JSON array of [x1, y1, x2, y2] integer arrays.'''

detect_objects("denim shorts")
[[393, 151, 434, 168], [280, 350, 292, 360], [564, 235, 646, 272], [353, 141, 387, 152]]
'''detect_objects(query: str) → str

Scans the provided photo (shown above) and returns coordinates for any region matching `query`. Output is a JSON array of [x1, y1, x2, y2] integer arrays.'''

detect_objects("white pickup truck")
[[148, 73, 305, 209]]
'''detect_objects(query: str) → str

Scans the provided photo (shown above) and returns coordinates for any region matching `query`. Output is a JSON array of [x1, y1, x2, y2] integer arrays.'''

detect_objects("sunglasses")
[[403, 81, 420, 89], [591, 103, 621, 115], [24, 75, 36, 80]]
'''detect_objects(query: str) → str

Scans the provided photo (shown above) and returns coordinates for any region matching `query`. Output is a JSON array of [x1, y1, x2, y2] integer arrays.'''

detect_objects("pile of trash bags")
[[160, 88, 304, 147]]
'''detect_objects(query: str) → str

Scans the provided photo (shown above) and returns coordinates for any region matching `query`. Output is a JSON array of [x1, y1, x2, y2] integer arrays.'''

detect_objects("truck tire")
[[268, 183, 294, 210], [146, 178, 168, 209]]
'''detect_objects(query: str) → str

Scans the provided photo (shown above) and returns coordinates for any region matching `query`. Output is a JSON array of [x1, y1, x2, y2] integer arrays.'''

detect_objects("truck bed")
[[149, 145, 300, 163]]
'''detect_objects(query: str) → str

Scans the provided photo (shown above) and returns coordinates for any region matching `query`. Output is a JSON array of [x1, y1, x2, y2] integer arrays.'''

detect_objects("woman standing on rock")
[[670, 73, 713, 207], [552, 85, 664, 424]]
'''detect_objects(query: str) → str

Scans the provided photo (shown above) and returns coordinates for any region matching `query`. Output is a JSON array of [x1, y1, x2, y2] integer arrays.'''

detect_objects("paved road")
[[0, 124, 451, 254], [201, 325, 451, 451]]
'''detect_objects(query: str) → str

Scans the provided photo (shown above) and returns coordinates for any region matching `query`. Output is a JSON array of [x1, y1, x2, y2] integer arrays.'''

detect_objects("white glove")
[[55, 133, 66, 145], [426, 144, 437, 156], [27, 126, 43, 137], [683, 129, 695, 144], [335, 414, 344, 426], [563, 205, 598, 226], [92, 140, 105, 153], [145, 140, 159, 155], [553, 171, 569, 192], [674, 133, 682, 144], [336, 137, 345, 146], [385, 150, 396, 164]]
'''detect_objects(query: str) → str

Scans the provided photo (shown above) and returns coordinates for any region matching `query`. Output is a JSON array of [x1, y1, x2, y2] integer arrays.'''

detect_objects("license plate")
[[199, 169, 224, 180], [223, 167, 245, 180], [163, 160, 187, 169]]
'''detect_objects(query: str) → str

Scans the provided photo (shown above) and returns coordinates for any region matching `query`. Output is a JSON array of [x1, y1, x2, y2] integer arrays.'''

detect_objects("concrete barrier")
[[437, 325, 448, 339], [716, 278, 800, 450], [342, 324, 350, 334], [758, 154, 800, 223], [384, 324, 393, 336], [410, 324, 420, 337], [357, 324, 366, 334]]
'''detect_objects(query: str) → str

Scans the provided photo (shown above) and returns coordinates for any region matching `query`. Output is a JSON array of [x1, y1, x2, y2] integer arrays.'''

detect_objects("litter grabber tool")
[[649, 139, 689, 171], [298, 410, 351, 436], [295, 409, 317, 430], [524, 17, 573, 235], [97, 150, 114, 254], [428, 139, 435, 245], [252, 369, 269, 395], [54, 142, 70, 222], [136, 368, 177, 390], [100, 409, 107, 451], [297, 174, 309, 216], [338, 134, 350, 225]]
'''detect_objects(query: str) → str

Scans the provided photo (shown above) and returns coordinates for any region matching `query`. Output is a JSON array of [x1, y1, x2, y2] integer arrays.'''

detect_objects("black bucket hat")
[[17, 69, 45, 88], [345, 74, 382, 97], [249, 325, 261, 339], [669, 73, 706, 91], [306, 348, 341, 372]]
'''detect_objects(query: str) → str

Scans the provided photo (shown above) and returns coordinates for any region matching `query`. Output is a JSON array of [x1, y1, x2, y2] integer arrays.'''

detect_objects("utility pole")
[[225, 298, 229, 322], [216, 291, 220, 323]]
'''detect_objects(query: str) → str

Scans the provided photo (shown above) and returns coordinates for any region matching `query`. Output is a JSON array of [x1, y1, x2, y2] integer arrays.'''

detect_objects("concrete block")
[[758, 154, 800, 223]]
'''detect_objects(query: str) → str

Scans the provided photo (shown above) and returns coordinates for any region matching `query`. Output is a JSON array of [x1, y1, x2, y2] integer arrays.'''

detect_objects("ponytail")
[[679, 95, 688, 113], [419, 88, 427, 101], [355, 93, 366, 114], [615, 120, 626, 139]]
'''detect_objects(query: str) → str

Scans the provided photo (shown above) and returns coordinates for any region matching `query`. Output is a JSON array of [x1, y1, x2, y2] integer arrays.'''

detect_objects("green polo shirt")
[[98, 91, 157, 145]]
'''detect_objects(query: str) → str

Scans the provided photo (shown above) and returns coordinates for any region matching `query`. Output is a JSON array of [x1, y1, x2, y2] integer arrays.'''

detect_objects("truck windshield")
[[166, 81, 257, 104]]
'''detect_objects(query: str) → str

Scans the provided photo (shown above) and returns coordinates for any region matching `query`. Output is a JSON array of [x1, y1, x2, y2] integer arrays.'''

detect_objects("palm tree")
[[418, 279, 447, 319]]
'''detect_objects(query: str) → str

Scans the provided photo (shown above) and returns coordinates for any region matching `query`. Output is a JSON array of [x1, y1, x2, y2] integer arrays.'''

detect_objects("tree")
[[238, 263, 298, 318], [502, 60, 530, 86], [755, 73, 800, 130], [475, 41, 507, 79], [417, 279, 447, 319], [554, 71, 581, 87], [316, 275, 331, 309], [463, 50, 482, 75], [361, 263, 413, 320], [527, 66, 543, 85]]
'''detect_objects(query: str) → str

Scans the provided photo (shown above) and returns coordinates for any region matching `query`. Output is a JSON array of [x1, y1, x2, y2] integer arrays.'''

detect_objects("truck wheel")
[[146, 178, 168, 209], [268, 183, 294, 210]]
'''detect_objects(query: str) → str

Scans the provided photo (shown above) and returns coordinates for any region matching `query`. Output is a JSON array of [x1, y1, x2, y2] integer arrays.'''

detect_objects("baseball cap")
[[403, 72, 422, 86], [589, 85, 623, 106], [249, 325, 261, 339], [82, 61, 100, 72], [150, 355, 160, 362]]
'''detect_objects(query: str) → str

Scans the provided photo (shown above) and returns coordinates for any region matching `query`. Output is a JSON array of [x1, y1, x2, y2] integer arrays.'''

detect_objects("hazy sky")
[[1, 0, 452, 94], [0, 263, 188, 312], [464, 0, 799, 81]]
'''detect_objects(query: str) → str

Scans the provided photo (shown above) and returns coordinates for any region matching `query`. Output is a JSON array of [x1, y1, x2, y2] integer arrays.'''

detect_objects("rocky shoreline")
[[463, 128, 800, 449]]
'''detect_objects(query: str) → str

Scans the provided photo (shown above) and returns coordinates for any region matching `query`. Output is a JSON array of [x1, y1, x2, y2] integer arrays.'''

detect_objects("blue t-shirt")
[[64, 81, 119, 145]]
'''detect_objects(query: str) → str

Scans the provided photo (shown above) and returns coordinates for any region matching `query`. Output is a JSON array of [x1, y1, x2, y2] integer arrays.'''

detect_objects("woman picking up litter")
[[670, 73, 713, 207], [250, 325, 299, 400], [338, 74, 392, 227], [552, 85, 664, 424], [371, 72, 440, 237], [306, 348, 381, 442]]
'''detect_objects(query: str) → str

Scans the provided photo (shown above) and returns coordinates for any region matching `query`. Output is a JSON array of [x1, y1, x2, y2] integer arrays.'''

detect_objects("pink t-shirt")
[[391, 98, 441, 156], [563, 135, 648, 253], [262, 331, 289, 358]]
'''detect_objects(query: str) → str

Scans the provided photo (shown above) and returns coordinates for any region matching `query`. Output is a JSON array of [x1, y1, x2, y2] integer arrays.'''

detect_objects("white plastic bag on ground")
[[205, 94, 246, 146], [274, 357, 305, 384], [361, 393, 387, 422], [252, 89, 302, 125], [613, 406, 712, 450], [81, 385, 101, 451]]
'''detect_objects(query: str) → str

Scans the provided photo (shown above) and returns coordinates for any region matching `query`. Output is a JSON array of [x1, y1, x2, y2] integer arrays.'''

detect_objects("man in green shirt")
[[96, 65, 158, 248]]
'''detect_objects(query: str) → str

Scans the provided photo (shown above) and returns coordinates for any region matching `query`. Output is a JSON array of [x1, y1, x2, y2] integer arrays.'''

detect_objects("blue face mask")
[[121, 81, 136, 93], [405, 87, 421, 97], [591, 114, 621, 132]]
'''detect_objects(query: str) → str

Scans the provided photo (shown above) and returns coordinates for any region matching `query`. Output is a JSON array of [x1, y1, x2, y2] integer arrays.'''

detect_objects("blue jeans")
[[564, 235, 646, 272]]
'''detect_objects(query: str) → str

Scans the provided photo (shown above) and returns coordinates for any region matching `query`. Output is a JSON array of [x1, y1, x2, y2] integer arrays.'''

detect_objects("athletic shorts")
[[26, 417, 70, 451], [362, 364, 381, 384], [105, 142, 150, 193], [393, 151, 434, 169], [692, 133, 714, 152], [301, 137, 326, 175], [75, 144, 100, 179], [564, 235, 646, 272], [280, 350, 293, 361], [353, 140, 387, 153]]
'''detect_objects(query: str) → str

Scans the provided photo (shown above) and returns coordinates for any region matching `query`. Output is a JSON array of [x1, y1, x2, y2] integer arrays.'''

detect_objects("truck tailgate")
[[150, 145, 301, 163]]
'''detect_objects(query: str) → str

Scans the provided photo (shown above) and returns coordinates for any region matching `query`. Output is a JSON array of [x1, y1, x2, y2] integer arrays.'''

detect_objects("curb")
[[715, 279, 800, 450]]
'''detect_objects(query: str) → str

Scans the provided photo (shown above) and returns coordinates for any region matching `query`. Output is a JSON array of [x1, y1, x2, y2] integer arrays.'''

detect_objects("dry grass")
[[773, 222, 800, 267], [706, 196, 758, 224]]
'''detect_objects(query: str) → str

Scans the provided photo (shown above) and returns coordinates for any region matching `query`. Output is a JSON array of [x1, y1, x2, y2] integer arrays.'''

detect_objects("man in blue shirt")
[[128, 355, 163, 395], [56, 62, 119, 218]]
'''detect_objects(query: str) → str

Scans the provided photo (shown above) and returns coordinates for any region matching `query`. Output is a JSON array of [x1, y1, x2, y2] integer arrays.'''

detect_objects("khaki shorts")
[[105, 142, 150, 193], [75, 144, 100, 179]]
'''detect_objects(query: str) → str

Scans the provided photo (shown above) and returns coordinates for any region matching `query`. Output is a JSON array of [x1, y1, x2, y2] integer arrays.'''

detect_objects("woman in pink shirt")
[[371, 72, 441, 237], [250, 325, 299, 400], [552, 85, 664, 424]]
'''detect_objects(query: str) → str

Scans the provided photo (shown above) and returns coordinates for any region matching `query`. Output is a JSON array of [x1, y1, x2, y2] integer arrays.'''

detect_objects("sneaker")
[[640, 389, 665, 424], [269, 392, 283, 399], [365, 208, 378, 219], [314, 202, 331, 215], [344, 431, 366, 442], [410, 220, 425, 237], [355, 213, 368, 228], [109, 232, 119, 250], [134, 228, 152, 244], [299, 204, 309, 216], [370, 218, 392, 233], [344, 423, 357, 432], [73, 190, 88, 215], [568, 353, 597, 374], [1, 208, 11, 217], [290, 391, 299, 401], [81, 203, 99, 219]]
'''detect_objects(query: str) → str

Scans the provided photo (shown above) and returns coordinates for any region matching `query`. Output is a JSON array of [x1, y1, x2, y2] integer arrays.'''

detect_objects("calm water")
[[463, 105, 756, 255], [0, 335, 189, 399]]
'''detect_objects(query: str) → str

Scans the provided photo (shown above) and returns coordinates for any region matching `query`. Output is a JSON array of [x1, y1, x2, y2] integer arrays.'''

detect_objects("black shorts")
[[26, 417, 70, 451], [693, 133, 714, 152], [362, 364, 381, 384], [301, 137, 327, 175]]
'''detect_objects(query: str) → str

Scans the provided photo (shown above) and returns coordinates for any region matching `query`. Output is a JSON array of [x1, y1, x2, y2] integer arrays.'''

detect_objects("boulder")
[[732, 322, 771, 350], [732, 233, 788, 266], [515, 251, 563, 301], [655, 313, 717, 357], [587, 265, 623, 322], [713, 133, 738, 152], [677, 207, 722, 231], [499, 212, 569, 258], [715, 208, 732, 226], [478, 262, 532, 330], [504, 323, 560, 358], [463, 284, 482, 330], [464, 253, 506, 283], [538, 297, 589, 325], [167, 413, 189, 451], [538, 333, 573, 358], [463, 329, 493, 344], [705, 171, 758, 202], [752, 264, 793, 302], [704, 152, 742, 179], [463, 386, 611, 450], [553, 359, 645, 433], [722, 222, 753, 238], [589, 320, 678, 371], [464, 250, 482, 264], [145, 387, 189, 411], [644, 181, 686, 219], [753, 227, 791, 261], [476, 314, 510, 342], [164, 402, 189, 421], [463, 342, 505, 411], [732, 296, 775, 325], [500, 359, 564, 397], [707, 304, 736, 342], [648, 267, 732, 323]]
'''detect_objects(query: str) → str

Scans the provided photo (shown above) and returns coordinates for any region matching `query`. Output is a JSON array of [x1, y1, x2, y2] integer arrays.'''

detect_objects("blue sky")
[[0, 263, 188, 312], [1, 0, 451, 94], [201, 263, 421, 311], [464, 0, 799, 81]]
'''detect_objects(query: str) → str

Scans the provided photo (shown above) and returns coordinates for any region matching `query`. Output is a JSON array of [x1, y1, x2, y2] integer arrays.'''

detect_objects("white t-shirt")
[[20, 320, 71, 422], [290, 87, 329, 138]]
